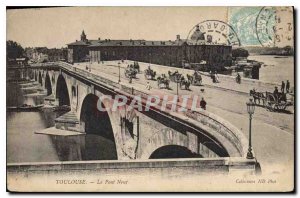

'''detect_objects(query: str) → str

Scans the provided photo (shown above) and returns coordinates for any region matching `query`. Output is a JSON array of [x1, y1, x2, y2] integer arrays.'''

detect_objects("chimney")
[[207, 35, 213, 43], [176, 35, 180, 40]]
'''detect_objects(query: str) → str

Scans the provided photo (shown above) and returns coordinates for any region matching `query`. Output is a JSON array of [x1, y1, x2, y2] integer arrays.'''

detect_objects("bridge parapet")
[[184, 110, 248, 157], [124, 87, 248, 158]]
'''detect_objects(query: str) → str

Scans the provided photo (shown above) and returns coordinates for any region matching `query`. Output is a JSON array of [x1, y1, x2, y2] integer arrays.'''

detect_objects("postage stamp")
[[228, 7, 262, 46], [229, 6, 294, 47]]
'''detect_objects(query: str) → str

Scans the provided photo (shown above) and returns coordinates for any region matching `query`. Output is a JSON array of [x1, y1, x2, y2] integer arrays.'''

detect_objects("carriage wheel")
[[277, 103, 287, 111], [266, 102, 276, 111]]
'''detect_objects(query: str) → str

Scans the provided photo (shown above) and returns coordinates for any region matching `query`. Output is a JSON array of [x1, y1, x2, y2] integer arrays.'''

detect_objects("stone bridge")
[[15, 62, 259, 173], [3, 62, 260, 174]]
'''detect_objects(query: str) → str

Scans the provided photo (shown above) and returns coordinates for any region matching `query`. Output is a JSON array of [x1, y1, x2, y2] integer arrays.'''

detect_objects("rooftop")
[[67, 30, 230, 47]]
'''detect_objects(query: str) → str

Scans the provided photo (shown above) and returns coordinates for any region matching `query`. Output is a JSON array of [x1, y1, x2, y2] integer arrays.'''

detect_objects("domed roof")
[[190, 25, 205, 41]]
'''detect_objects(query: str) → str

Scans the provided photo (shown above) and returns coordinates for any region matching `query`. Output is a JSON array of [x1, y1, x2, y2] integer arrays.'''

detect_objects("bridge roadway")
[[73, 60, 294, 178]]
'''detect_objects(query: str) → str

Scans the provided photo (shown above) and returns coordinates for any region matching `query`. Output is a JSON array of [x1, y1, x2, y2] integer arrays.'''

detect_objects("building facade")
[[25, 47, 68, 63], [67, 30, 232, 70]]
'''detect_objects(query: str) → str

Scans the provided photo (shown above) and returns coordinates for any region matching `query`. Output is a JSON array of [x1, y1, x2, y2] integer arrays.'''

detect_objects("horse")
[[249, 89, 265, 105], [144, 68, 156, 80], [180, 80, 191, 90], [125, 67, 137, 79], [168, 71, 182, 82], [157, 76, 169, 89], [187, 72, 202, 85]]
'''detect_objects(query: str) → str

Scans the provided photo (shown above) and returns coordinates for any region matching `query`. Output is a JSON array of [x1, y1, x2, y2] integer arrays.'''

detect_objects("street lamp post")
[[118, 62, 121, 83], [246, 98, 255, 159], [176, 75, 179, 102], [177, 80, 179, 96]]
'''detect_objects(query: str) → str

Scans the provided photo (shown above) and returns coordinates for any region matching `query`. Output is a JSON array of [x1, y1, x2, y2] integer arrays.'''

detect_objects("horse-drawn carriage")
[[167, 71, 191, 90], [187, 71, 202, 86], [144, 67, 156, 80], [179, 76, 191, 90], [124, 67, 137, 79], [168, 71, 182, 83], [157, 74, 169, 89], [131, 61, 140, 73], [250, 89, 294, 111]]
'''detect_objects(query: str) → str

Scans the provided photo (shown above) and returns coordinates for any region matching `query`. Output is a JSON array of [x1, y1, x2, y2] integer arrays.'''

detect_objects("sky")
[[6, 7, 228, 48], [6, 6, 293, 49]]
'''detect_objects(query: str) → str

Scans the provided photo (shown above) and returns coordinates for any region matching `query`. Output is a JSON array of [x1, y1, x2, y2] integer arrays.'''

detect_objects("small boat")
[[53, 105, 71, 112], [41, 104, 57, 111], [7, 104, 44, 112], [274, 56, 289, 58], [7, 106, 18, 110], [19, 104, 44, 110]]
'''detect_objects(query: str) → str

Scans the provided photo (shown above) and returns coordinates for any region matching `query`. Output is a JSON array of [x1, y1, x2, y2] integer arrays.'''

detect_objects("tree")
[[232, 48, 249, 58], [282, 46, 293, 55], [6, 40, 25, 59]]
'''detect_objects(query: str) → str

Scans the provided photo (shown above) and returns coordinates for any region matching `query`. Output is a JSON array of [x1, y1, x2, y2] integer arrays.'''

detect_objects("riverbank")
[[248, 55, 294, 85]]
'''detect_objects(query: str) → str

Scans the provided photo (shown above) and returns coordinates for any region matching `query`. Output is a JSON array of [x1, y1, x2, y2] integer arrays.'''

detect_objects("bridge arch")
[[56, 74, 70, 106], [149, 145, 203, 159], [80, 93, 118, 160], [45, 72, 52, 96], [38, 71, 43, 86], [34, 71, 37, 81]]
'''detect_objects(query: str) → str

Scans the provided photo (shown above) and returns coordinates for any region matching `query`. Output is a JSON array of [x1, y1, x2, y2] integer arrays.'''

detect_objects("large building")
[[67, 29, 232, 70]]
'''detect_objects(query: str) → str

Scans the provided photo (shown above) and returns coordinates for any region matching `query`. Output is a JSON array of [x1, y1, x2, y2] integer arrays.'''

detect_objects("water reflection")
[[49, 135, 117, 161], [7, 80, 118, 163]]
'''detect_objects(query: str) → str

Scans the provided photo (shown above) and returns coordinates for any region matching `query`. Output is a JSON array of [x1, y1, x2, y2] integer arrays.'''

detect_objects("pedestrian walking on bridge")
[[286, 80, 290, 93], [146, 82, 152, 90], [281, 81, 285, 93], [273, 86, 279, 100], [200, 97, 207, 110]]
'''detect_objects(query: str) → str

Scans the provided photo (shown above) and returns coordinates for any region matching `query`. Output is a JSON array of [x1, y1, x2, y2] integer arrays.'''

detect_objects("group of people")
[[281, 80, 290, 93], [273, 80, 291, 99]]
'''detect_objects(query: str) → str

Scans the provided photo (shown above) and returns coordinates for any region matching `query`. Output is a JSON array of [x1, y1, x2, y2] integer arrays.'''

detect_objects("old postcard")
[[6, 6, 294, 192]]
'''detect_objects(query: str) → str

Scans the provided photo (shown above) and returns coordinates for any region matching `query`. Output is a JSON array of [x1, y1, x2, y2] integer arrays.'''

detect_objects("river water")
[[249, 55, 294, 85], [7, 81, 117, 163]]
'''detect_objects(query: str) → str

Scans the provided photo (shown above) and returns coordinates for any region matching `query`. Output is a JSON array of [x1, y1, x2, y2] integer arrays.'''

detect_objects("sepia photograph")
[[6, 6, 295, 192]]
